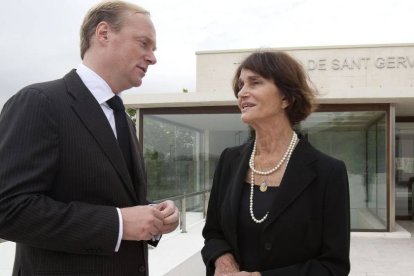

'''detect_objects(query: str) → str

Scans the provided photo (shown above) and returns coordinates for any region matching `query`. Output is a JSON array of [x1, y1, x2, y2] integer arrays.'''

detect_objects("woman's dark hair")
[[232, 51, 317, 125]]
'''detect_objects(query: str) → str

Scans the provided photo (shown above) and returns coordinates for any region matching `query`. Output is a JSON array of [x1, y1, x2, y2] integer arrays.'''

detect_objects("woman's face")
[[236, 68, 289, 125]]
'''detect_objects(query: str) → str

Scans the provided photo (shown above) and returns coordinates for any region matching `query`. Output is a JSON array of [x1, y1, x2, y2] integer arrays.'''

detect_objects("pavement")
[[1, 220, 414, 275], [349, 220, 414, 276]]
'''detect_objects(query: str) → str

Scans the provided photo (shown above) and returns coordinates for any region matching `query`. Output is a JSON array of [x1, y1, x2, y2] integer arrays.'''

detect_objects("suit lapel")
[[264, 139, 317, 227], [225, 141, 253, 247], [63, 70, 138, 201]]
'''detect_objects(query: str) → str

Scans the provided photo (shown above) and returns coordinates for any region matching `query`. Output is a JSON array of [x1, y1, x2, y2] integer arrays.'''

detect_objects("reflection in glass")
[[299, 111, 387, 230]]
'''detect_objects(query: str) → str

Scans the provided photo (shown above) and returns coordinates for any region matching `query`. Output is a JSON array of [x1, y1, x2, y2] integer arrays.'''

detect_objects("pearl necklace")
[[249, 132, 298, 223], [249, 132, 298, 175]]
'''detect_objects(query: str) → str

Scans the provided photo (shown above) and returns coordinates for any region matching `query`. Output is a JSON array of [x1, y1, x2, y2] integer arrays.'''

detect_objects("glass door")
[[395, 122, 414, 219]]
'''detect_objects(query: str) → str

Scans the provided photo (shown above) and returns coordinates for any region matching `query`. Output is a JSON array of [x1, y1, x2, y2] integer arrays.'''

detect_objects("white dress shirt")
[[76, 63, 123, 252]]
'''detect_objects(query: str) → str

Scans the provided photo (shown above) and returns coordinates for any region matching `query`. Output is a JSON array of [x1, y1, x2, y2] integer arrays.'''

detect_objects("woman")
[[202, 51, 350, 276]]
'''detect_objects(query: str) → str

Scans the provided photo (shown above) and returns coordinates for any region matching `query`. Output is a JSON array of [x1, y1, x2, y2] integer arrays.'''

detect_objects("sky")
[[0, 0, 413, 109]]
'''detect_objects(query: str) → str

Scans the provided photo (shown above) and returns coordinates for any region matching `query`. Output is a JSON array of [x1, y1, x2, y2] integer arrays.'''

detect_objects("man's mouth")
[[137, 66, 147, 74]]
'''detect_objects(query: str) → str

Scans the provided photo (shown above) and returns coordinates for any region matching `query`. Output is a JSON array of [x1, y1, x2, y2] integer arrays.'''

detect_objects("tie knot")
[[107, 95, 125, 112]]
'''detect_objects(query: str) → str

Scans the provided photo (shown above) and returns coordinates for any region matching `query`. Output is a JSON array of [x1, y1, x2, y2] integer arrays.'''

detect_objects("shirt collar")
[[76, 63, 123, 105]]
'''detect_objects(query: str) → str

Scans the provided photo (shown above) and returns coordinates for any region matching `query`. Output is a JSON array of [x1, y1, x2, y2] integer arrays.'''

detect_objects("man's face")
[[106, 12, 157, 92]]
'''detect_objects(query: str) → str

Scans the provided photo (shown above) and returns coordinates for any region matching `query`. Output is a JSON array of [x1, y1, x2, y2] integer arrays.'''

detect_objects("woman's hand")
[[214, 253, 240, 276]]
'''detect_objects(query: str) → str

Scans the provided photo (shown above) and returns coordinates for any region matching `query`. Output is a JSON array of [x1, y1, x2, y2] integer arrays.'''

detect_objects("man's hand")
[[120, 205, 164, 241], [153, 200, 179, 234]]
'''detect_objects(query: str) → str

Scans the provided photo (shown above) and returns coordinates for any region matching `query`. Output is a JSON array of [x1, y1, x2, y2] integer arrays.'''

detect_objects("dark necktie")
[[107, 95, 133, 178]]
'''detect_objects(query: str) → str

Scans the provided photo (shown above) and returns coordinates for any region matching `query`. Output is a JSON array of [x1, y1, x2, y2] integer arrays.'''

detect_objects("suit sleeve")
[[201, 148, 235, 275], [260, 160, 351, 276], [0, 88, 119, 256]]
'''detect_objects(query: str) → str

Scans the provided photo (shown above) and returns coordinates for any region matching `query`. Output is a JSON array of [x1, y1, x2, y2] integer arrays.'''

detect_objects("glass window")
[[298, 111, 387, 230], [141, 108, 388, 231], [142, 113, 249, 227]]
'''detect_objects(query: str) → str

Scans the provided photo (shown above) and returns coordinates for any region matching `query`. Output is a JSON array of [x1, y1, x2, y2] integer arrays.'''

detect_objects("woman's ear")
[[281, 96, 289, 109]]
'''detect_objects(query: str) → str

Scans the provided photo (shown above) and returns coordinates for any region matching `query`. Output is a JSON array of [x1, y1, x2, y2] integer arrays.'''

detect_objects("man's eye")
[[137, 40, 148, 48]]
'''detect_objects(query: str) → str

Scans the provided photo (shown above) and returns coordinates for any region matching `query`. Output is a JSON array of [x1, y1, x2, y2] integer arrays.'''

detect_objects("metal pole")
[[203, 191, 209, 219], [412, 181, 414, 220], [180, 196, 187, 233]]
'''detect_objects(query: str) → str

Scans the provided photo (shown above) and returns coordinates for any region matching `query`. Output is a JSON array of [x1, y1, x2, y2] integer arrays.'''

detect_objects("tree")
[[126, 108, 136, 124]]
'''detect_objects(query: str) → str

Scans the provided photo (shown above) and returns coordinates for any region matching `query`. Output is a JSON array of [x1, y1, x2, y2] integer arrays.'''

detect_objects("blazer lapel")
[[225, 141, 253, 247], [63, 70, 138, 200], [264, 139, 317, 227]]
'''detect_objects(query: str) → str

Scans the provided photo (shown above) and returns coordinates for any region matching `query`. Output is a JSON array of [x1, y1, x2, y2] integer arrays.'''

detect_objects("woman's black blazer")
[[202, 138, 350, 276]]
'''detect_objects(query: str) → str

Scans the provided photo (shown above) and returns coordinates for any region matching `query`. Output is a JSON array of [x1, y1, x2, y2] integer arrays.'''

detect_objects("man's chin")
[[133, 79, 143, 88]]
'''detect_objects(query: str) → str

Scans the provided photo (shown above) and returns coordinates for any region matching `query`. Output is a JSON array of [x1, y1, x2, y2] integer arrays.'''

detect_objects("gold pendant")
[[260, 181, 268, 192]]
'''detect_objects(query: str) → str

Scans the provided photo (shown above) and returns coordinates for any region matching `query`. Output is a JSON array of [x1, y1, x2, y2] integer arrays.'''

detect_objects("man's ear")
[[95, 21, 110, 44]]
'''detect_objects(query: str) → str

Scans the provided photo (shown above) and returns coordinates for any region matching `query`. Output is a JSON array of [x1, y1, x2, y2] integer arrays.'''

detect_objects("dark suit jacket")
[[202, 138, 350, 276], [0, 70, 152, 276]]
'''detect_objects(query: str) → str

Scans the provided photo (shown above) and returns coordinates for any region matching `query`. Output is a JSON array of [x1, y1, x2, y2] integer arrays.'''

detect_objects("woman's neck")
[[253, 119, 293, 156]]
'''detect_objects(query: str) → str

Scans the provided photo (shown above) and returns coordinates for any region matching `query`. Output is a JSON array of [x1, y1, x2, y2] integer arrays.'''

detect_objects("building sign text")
[[305, 56, 414, 71]]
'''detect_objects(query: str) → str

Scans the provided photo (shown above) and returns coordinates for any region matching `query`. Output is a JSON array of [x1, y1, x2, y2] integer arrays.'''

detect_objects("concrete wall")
[[195, 44, 414, 115], [0, 241, 15, 275]]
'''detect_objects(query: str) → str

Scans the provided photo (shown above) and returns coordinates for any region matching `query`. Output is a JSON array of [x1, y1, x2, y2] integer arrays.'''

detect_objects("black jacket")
[[0, 70, 151, 276], [202, 138, 350, 276]]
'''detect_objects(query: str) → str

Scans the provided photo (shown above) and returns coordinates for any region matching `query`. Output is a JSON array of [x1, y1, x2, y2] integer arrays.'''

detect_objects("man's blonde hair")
[[80, 0, 149, 59]]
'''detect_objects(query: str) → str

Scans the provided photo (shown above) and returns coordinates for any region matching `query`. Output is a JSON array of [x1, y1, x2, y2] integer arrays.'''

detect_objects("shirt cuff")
[[115, 207, 123, 252], [152, 234, 161, 241]]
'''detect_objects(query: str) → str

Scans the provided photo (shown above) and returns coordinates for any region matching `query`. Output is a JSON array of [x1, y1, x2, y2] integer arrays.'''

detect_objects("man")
[[0, 1, 179, 275]]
